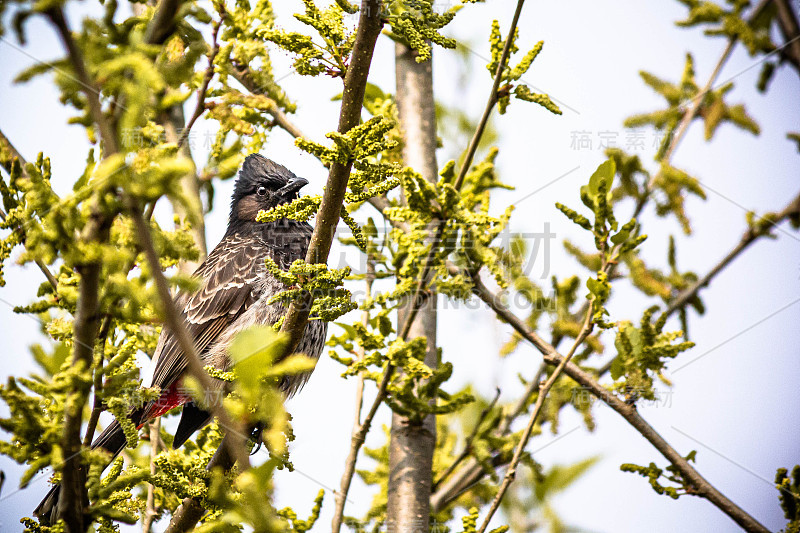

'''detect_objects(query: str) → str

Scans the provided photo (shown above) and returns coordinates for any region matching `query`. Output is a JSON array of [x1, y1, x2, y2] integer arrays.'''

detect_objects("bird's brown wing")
[[147, 232, 267, 393]]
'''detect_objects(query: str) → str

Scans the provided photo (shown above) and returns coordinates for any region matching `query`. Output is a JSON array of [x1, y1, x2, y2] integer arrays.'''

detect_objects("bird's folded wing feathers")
[[147, 234, 265, 393]]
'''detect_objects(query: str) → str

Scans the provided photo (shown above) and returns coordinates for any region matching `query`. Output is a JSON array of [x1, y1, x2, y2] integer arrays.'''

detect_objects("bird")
[[34, 153, 327, 522]]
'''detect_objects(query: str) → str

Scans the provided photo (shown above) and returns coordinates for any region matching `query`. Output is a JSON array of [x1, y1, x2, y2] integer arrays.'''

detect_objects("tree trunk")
[[387, 42, 439, 533]]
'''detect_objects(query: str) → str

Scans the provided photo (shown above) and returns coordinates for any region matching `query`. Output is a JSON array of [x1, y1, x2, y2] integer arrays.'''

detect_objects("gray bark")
[[387, 42, 439, 533]]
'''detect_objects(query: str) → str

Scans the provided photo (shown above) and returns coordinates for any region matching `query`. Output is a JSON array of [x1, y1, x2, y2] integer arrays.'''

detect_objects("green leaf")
[[580, 158, 615, 209], [229, 326, 288, 389]]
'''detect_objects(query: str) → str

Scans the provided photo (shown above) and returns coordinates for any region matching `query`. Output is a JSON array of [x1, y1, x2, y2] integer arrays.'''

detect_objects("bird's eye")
[[256, 186, 267, 197]]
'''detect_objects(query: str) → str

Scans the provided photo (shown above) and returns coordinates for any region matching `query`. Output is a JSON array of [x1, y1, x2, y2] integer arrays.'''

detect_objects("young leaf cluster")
[[620, 451, 698, 499], [610, 306, 694, 398], [486, 21, 561, 115]]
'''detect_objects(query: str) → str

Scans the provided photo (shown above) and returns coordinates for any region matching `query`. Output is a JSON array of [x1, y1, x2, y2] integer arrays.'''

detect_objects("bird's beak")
[[277, 177, 309, 200]]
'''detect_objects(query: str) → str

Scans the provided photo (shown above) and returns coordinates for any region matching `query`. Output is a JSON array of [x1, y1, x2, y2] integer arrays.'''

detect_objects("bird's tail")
[[33, 419, 129, 524]]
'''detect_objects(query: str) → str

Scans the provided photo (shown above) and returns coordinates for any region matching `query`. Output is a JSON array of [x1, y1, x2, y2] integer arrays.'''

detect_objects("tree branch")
[[331, 256, 374, 533], [665, 190, 800, 317], [331, 365, 393, 533], [126, 201, 252, 471], [44, 8, 118, 530], [142, 418, 161, 533], [143, 0, 183, 46], [453, 0, 527, 191], [277, 0, 384, 355], [466, 270, 770, 533], [477, 309, 592, 533], [176, 17, 221, 150], [773, 0, 800, 76]]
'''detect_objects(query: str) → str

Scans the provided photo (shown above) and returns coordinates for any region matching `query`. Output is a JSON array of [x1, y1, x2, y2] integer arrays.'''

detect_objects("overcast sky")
[[1, 1, 799, 532]]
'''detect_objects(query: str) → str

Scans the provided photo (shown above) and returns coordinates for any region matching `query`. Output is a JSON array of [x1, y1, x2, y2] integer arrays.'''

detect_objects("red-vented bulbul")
[[34, 154, 327, 521]]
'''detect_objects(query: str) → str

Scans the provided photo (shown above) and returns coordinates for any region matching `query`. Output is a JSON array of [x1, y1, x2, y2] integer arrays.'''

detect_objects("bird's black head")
[[228, 154, 309, 230]]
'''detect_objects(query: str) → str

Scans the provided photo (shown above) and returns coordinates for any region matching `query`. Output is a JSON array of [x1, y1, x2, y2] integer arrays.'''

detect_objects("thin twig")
[[432, 387, 501, 492], [430, 321, 547, 510], [477, 309, 592, 533], [46, 7, 118, 155], [142, 418, 161, 533], [633, 0, 771, 219], [331, 255, 374, 533], [453, 0, 527, 191], [665, 190, 800, 317], [126, 201, 252, 470], [467, 270, 770, 533], [330, 365, 393, 533], [176, 18, 221, 150]]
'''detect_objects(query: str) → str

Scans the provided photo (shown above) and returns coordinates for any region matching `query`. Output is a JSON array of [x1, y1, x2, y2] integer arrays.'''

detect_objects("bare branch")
[[475, 236, 618, 532], [177, 17, 221, 150], [665, 190, 800, 317], [773, 0, 800, 76], [331, 256, 374, 533], [466, 270, 771, 533]]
